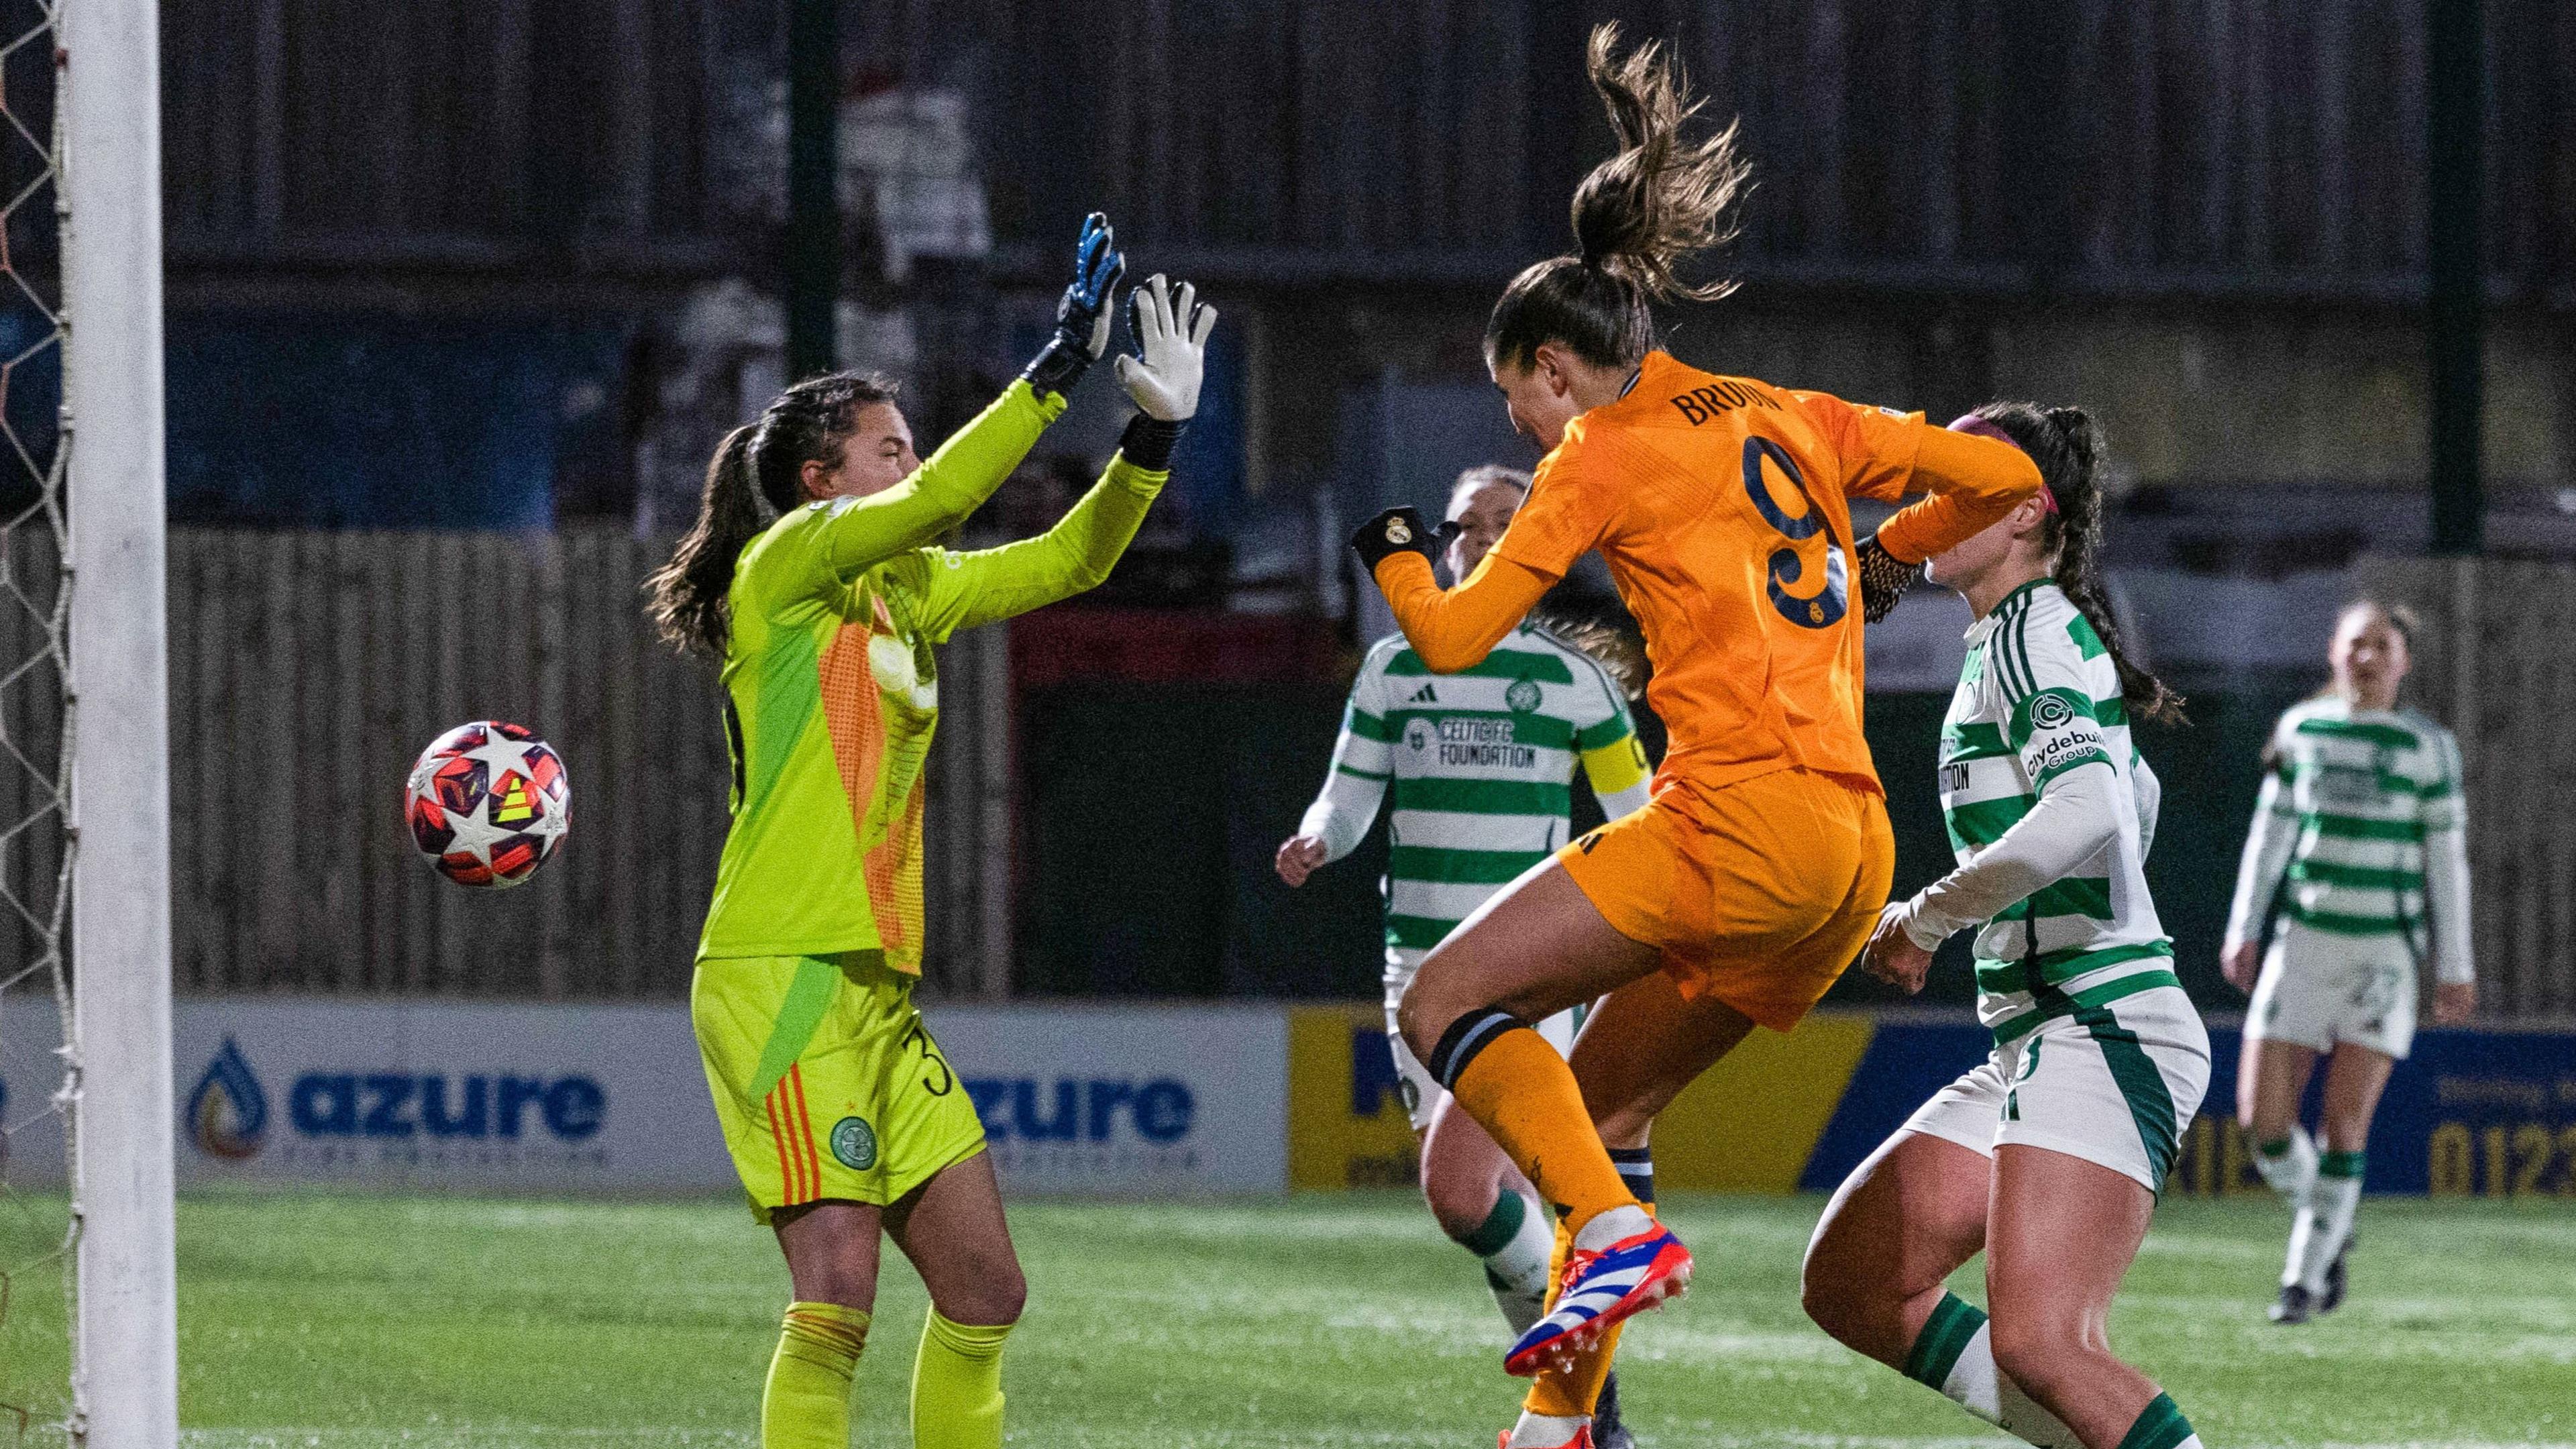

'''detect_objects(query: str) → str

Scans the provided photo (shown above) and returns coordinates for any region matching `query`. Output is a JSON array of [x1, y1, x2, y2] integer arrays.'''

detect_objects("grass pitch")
[[7, 1190, 2574, 1446]]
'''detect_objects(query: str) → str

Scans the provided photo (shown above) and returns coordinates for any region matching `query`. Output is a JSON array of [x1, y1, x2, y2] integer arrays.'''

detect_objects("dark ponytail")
[[1485, 23, 1752, 373], [645, 370, 897, 657], [1969, 402, 2186, 727]]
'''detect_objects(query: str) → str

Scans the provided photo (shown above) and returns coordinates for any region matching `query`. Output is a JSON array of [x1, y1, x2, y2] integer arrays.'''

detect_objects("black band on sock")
[[1117, 413, 1187, 471], [1426, 1007, 1523, 1091], [1609, 1146, 1656, 1206]]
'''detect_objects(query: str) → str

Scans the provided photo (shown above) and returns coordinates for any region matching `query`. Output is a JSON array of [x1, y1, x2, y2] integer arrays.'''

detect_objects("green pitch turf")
[[3, 1190, 2572, 1446]]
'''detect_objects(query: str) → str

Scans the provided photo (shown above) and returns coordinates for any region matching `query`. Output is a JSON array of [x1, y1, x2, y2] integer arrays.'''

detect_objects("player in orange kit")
[[1347, 25, 2043, 1449]]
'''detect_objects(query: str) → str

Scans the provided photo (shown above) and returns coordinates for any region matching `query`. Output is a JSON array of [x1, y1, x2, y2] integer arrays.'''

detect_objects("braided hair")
[[1485, 23, 1752, 372], [1969, 402, 2186, 726], [645, 371, 896, 658]]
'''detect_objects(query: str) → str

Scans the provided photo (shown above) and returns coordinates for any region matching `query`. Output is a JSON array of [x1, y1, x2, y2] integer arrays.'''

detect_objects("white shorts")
[[2244, 924, 2419, 1059], [1902, 983, 2210, 1194], [1383, 950, 1582, 1134]]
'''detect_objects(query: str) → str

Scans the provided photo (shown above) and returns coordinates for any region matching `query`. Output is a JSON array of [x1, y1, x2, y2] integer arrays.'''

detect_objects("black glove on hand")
[[1856, 533, 1921, 625], [1020, 212, 1126, 400], [1349, 508, 1444, 575]]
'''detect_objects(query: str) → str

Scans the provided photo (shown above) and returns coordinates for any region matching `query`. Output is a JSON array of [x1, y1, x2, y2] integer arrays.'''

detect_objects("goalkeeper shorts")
[[692, 950, 987, 1224]]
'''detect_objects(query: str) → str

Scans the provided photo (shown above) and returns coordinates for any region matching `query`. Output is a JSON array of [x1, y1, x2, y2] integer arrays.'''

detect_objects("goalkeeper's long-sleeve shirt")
[[698, 380, 1166, 970]]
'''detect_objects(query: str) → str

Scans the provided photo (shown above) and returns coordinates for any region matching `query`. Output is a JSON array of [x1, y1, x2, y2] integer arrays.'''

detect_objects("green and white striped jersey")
[[1301, 625, 1652, 964], [2222, 696, 2472, 978], [1935, 580, 2173, 1042]]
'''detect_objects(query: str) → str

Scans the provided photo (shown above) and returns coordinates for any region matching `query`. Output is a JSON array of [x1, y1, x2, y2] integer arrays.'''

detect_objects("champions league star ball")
[[403, 721, 571, 888]]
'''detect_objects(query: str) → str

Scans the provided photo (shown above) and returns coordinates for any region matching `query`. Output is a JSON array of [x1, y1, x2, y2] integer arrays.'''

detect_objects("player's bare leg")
[[1986, 1145, 2202, 1449], [2237, 1037, 2319, 1145], [1396, 859, 1685, 1378], [1399, 860, 1661, 1046], [1804, 1134, 2078, 1446], [1803, 1133, 1990, 1365], [1421, 1095, 1532, 1246], [1420, 1094, 1572, 1350], [884, 1152, 1026, 1449], [2237, 1038, 2327, 1319], [1572, 967, 1756, 1144], [885, 1152, 1028, 1327], [774, 1200, 886, 1310]]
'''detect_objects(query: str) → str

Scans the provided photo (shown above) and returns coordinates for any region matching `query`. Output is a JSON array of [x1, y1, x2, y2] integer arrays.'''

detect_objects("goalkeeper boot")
[[1504, 1207, 1690, 1377], [1591, 1371, 1633, 1449]]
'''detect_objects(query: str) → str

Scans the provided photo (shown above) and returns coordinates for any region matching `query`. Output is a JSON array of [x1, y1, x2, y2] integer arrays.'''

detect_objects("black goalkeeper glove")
[[1020, 212, 1126, 401], [1348, 508, 1451, 575], [1856, 533, 1921, 625]]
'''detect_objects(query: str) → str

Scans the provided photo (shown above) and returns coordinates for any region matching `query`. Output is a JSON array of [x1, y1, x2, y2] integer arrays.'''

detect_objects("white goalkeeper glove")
[[1116, 274, 1217, 423]]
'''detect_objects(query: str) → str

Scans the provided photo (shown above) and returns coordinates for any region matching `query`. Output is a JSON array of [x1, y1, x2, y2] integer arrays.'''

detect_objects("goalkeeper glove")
[[1021, 212, 1126, 401], [1856, 533, 1920, 624], [1114, 275, 1220, 470], [1349, 508, 1451, 575]]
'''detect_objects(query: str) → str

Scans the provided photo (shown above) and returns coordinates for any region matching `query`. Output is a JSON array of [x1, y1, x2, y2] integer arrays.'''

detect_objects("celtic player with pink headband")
[[1803, 403, 2211, 1449]]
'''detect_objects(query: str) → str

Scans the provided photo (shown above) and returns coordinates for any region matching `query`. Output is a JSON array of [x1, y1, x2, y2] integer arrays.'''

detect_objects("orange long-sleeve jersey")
[[1373, 351, 2041, 795]]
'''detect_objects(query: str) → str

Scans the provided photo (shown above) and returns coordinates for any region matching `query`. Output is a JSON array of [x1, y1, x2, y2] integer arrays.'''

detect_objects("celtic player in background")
[[2222, 599, 2475, 1325], [1278, 464, 1654, 1448], [1805, 402, 2210, 1449], [643, 213, 1217, 1449]]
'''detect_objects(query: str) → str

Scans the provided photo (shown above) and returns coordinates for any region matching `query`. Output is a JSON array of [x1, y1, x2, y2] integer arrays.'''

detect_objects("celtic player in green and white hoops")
[[1276, 466, 1653, 1448], [2222, 598, 2475, 1324], [1805, 404, 2210, 1449]]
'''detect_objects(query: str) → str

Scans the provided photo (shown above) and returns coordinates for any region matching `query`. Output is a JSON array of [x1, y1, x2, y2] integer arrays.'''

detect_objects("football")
[[402, 720, 572, 888]]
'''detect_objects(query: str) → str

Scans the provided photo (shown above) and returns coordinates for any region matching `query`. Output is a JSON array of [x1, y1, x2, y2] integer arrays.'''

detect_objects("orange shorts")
[[1559, 767, 1894, 1032]]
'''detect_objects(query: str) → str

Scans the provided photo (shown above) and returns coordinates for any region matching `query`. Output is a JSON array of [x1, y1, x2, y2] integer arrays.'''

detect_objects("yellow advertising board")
[[1285, 1005, 1873, 1193]]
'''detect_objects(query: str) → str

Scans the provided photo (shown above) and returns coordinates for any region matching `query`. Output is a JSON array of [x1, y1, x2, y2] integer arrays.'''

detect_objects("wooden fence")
[[2357, 555, 2576, 1021], [158, 527, 1009, 1001]]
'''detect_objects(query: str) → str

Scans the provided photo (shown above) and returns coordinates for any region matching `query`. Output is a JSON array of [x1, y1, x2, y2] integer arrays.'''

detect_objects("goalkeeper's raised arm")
[[645, 211, 1127, 657], [908, 275, 1220, 637]]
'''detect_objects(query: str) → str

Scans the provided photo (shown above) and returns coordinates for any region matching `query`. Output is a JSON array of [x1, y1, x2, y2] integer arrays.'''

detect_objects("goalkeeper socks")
[[1430, 1010, 1633, 1231], [762, 1301, 868, 1449], [2116, 1393, 2202, 1449], [1460, 1188, 1555, 1335], [911, 1308, 1014, 1449], [1902, 1291, 2078, 1448], [2253, 1126, 2318, 1208], [2294, 1150, 2365, 1294]]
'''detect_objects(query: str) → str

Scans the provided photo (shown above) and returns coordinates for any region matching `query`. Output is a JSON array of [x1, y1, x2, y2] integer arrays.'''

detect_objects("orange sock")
[[1440, 1020, 1633, 1233]]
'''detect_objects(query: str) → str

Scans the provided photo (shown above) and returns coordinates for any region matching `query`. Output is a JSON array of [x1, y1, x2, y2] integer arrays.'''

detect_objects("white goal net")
[[0, 0, 80, 1437]]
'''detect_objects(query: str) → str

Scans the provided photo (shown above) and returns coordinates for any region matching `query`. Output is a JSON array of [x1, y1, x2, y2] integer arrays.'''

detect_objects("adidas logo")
[[1408, 684, 1438, 704]]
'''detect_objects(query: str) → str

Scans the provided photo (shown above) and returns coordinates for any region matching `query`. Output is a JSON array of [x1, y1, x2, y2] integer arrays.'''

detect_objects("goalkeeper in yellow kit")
[[645, 214, 1216, 1449]]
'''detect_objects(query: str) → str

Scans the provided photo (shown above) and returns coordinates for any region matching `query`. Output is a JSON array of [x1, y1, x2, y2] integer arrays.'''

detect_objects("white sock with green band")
[[1904, 1291, 2080, 1448], [2253, 1125, 2318, 1208], [2296, 1149, 2365, 1294], [1459, 1189, 1554, 1334]]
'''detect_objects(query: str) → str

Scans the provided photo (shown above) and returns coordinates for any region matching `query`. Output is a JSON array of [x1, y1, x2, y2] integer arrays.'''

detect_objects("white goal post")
[[62, 0, 176, 1444]]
